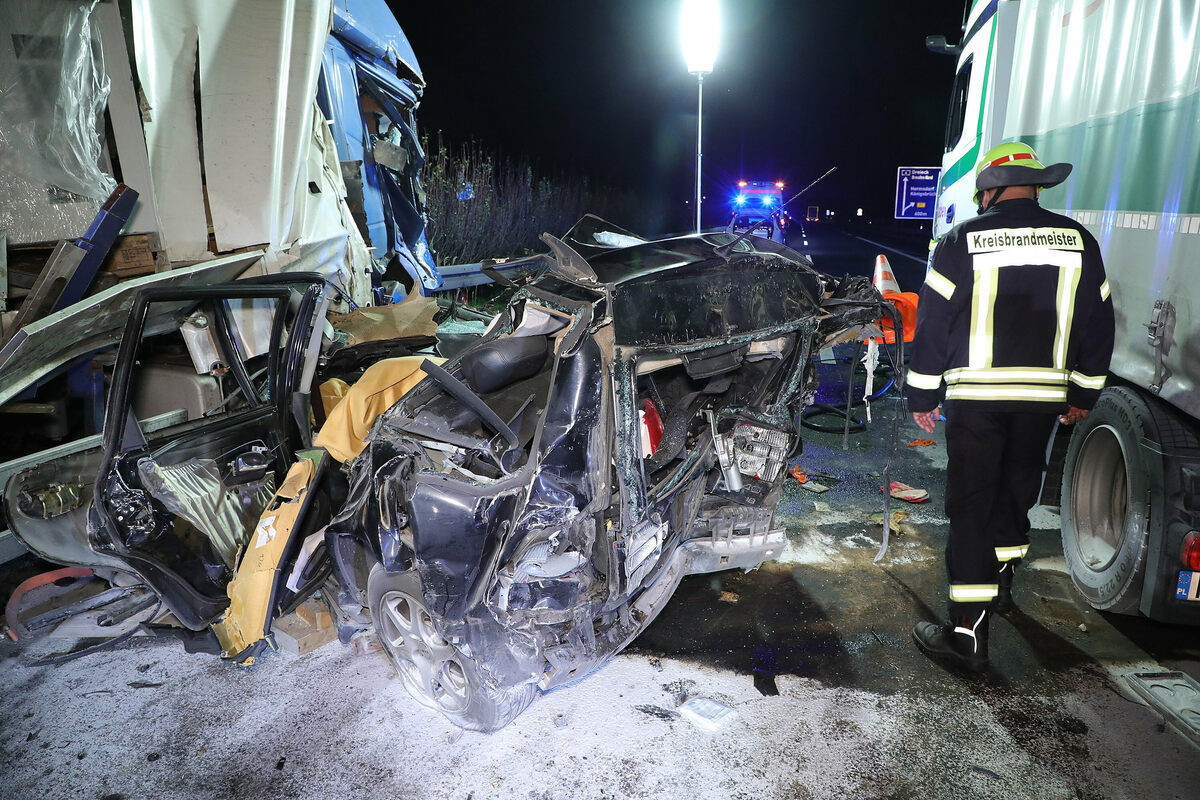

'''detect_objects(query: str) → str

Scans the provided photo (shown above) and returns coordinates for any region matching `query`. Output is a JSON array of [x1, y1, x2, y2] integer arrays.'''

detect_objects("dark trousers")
[[943, 405, 1057, 619]]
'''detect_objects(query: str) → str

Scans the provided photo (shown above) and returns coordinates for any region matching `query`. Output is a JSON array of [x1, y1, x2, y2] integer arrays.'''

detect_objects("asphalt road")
[[787, 221, 930, 292]]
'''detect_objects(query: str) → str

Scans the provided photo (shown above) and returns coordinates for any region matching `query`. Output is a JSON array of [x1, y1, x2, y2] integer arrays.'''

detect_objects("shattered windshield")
[[610, 257, 824, 347], [585, 233, 813, 284]]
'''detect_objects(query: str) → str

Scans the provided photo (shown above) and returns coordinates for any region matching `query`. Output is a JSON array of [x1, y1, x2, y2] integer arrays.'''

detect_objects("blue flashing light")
[[735, 194, 747, 206], [761, 196, 773, 206]]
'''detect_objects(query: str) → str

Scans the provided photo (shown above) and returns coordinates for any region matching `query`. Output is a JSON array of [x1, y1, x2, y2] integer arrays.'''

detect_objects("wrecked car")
[[4, 224, 888, 731]]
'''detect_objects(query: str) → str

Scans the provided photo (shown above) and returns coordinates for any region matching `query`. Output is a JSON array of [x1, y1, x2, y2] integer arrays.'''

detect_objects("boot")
[[993, 561, 1018, 614], [912, 607, 989, 673]]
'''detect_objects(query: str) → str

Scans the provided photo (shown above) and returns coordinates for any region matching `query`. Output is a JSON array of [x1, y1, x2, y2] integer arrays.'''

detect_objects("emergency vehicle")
[[929, 0, 1200, 623], [729, 180, 785, 241]]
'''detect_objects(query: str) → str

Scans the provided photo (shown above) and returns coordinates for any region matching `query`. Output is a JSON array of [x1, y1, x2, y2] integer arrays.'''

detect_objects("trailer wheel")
[[1060, 388, 1164, 613]]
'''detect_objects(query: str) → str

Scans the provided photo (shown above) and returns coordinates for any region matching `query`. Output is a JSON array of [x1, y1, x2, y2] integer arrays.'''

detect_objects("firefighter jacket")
[[907, 198, 1115, 414]]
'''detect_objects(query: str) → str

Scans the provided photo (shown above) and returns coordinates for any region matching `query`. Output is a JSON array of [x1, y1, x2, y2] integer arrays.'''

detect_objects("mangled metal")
[[320, 228, 888, 730], [5, 217, 889, 732]]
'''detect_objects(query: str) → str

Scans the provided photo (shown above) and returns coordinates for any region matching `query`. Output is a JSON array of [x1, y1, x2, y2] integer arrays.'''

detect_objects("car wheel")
[[367, 564, 536, 731], [1060, 387, 1160, 614]]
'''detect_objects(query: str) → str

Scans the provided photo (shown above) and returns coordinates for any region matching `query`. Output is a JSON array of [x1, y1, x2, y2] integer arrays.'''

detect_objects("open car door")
[[86, 277, 329, 632]]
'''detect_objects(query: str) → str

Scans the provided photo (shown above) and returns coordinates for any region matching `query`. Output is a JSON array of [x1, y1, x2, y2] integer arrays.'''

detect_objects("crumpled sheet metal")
[[136, 456, 275, 568]]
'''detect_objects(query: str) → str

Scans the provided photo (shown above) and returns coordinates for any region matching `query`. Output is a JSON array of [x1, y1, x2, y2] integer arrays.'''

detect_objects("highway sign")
[[894, 167, 940, 220]]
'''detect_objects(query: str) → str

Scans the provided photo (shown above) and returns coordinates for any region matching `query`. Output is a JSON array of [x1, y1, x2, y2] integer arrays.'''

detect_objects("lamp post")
[[681, 0, 720, 233]]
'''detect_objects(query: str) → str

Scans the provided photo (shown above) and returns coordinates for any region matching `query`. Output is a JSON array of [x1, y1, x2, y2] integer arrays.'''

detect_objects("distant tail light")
[[1182, 531, 1200, 570]]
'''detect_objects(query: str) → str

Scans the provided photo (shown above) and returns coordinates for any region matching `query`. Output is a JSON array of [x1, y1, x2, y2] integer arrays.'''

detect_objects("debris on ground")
[[868, 510, 910, 528], [885, 481, 929, 503], [676, 697, 736, 732], [635, 704, 680, 722], [718, 591, 740, 604], [907, 439, 936, 447], [271, 601, 338, 656], [791, 465, 831, 492], [350, 630, 381, 657]]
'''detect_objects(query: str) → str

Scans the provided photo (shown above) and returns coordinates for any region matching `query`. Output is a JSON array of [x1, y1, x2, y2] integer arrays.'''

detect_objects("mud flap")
[[211, 452, 323, 663]]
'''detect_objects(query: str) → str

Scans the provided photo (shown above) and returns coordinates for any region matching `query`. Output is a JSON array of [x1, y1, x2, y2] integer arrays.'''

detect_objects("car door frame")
[[90, 277, 326, 629]]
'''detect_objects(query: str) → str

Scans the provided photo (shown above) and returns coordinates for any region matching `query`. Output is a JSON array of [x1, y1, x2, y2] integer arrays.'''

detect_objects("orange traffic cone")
[[871, 254, 919, 344], [873, 254, 901, 295]]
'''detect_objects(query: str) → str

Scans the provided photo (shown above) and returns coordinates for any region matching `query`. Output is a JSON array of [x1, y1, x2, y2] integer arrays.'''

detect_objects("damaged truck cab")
[[326, 230, 884, 730]]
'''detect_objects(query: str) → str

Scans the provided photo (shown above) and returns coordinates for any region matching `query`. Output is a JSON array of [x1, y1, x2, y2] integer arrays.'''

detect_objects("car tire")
[[367, 563, 536, 731], [1060, 387, 1164, 614]]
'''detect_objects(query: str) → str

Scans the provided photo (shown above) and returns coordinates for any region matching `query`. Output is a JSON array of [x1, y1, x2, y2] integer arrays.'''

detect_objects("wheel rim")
[[377, 589, 471, 714], [1071, 424, 1132, 571]]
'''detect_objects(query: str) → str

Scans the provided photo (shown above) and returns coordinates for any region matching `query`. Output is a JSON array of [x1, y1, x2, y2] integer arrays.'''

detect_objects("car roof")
[[581, 232, 812, 286]]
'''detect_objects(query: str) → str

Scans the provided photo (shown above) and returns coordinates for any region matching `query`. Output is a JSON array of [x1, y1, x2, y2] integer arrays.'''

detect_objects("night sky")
[[392, 1, 966, 233]]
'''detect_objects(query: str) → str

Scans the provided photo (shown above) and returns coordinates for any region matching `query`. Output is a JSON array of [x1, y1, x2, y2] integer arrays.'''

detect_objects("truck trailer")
[[929, 0, 1200, 624]]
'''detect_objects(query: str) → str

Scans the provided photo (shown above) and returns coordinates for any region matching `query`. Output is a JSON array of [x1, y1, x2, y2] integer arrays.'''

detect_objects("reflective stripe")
[[1069, 371, 1106, 390], [1052, 256, 1083, 370], [949, 584, 999, 601], [907, 369, 943, 390], [986, 152, 1035, 169], [995, 545, 1029, 561], [945, 366, 1067, 385], [967, 250, 1083, 372], [952, 609, 988, 654], [1100, 279, 1111, 301], [945, 385, 1067, 402], [925, 269, 956, 300], [969, 264, 999, 367]]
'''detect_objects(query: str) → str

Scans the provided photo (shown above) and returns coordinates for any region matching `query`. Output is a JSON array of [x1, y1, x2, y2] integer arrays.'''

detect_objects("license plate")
[[1175, 570, 1200, 601]]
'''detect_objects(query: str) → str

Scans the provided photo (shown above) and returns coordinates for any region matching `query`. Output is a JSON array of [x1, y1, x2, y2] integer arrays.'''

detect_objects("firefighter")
[[907, 142, 1115, 672]]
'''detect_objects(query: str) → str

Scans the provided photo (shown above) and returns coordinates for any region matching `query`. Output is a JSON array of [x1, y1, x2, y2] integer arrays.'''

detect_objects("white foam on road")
[[0, 637, 1136, 800]]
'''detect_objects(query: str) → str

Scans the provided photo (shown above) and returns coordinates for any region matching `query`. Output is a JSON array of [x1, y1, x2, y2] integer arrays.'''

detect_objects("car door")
[[86, 278, 326, 630]]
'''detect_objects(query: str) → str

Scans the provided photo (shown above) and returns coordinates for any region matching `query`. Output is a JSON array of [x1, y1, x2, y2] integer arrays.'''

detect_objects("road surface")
[[787, 221, 930, 292]]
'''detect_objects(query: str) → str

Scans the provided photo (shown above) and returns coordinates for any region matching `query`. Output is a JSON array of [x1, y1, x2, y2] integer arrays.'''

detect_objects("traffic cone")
[[873, 254, 902, 296], [871, 254, 919, 344]]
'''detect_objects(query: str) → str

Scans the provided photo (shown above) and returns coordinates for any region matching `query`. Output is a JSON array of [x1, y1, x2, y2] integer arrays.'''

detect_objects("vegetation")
[[422, 134, 637, 265]]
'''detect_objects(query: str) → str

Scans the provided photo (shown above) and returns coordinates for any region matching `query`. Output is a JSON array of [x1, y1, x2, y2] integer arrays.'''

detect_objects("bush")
[[422, 134, 638, 265]]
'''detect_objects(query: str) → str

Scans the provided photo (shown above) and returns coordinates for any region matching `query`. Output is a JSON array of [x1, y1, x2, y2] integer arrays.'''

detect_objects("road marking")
[[850, 234, 927, 266]]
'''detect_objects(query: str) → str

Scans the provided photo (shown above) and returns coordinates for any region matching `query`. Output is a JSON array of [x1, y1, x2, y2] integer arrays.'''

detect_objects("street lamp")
[[681, 0, 720, 233]]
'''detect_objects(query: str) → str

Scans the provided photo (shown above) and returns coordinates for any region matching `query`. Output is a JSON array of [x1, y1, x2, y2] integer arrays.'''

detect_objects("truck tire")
[[1060, 387, 1163, 613], [367, 564, 536, 731]]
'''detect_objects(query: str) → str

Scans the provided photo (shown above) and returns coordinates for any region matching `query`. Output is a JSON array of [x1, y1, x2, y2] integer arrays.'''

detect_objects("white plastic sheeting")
[[0, 0, 115, 243]]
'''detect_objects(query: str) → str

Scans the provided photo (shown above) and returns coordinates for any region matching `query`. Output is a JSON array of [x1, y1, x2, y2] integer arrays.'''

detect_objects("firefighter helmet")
[[974, 142, 1072, 204]]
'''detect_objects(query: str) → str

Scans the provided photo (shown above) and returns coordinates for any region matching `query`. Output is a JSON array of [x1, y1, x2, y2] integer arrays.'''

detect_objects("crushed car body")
[[4, 221, 889, 731], [325, 226, 888, 729]]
